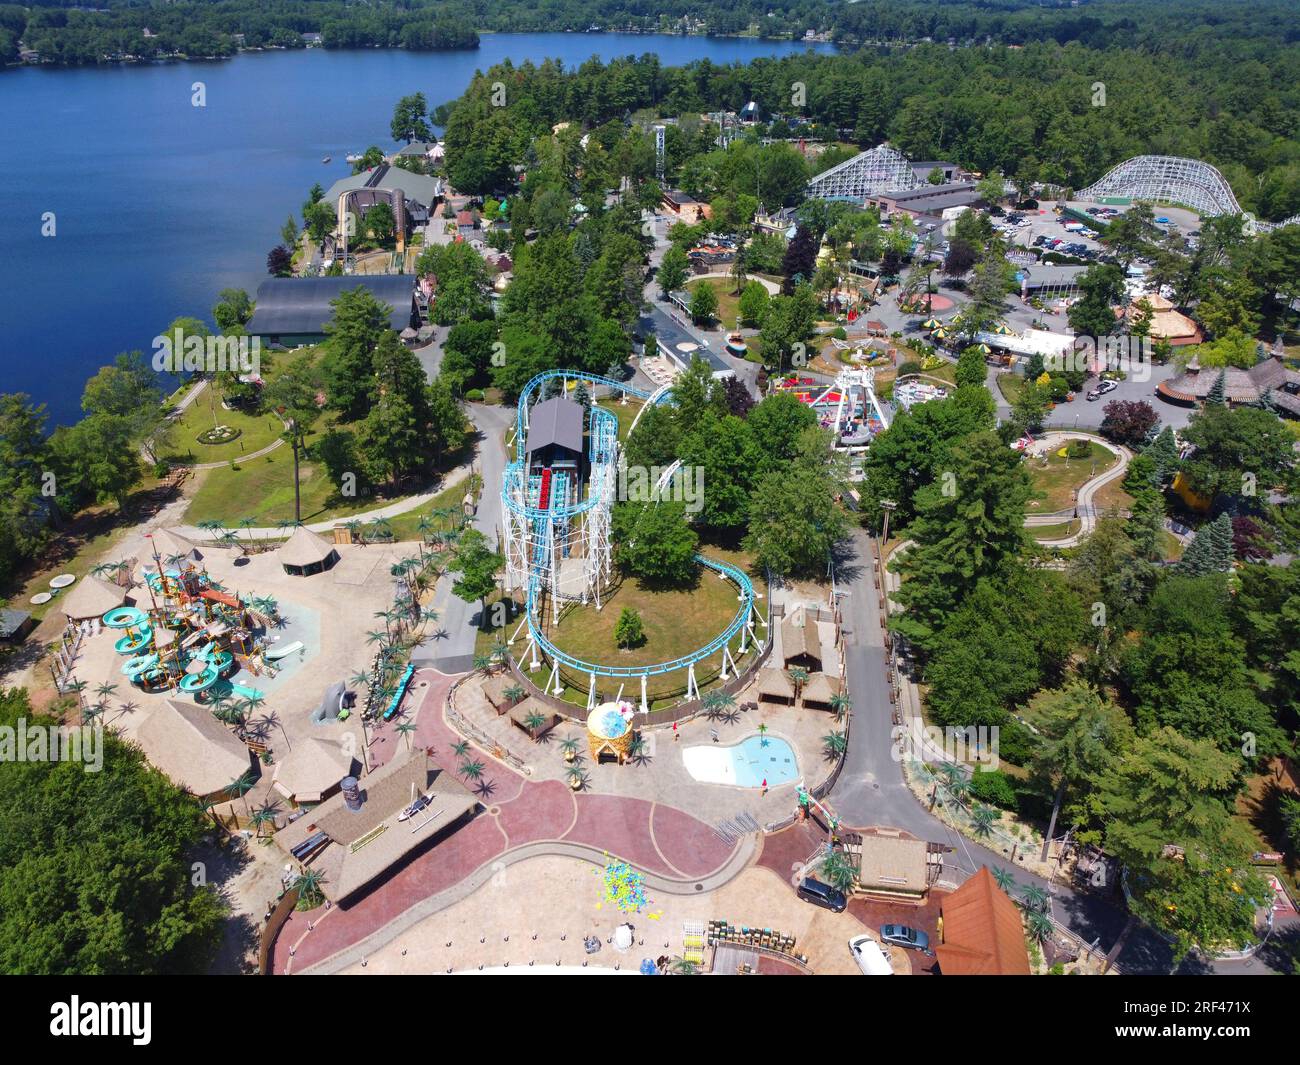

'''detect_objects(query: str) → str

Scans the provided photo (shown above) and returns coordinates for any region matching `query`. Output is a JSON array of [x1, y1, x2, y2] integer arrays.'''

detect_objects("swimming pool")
[[682, 733, 799, 788]]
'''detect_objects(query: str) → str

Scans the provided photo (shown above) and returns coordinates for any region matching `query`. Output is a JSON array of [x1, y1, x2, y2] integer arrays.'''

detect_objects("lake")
[[0, 34, 834, 425]]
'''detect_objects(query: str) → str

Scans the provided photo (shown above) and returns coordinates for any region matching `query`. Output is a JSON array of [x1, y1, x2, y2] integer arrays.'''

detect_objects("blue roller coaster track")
[[504, 371, 765, 711]]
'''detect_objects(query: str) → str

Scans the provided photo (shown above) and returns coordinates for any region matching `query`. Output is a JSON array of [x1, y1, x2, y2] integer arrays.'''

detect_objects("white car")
[[848, 934, 894, 975]]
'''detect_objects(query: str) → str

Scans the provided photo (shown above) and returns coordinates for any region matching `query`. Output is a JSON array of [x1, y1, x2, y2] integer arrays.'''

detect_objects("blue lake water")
[[0, 35, 834, 425]]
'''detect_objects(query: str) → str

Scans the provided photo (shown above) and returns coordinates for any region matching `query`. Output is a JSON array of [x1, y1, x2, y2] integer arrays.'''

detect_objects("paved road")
[[411, 401, 513, 674], [826, 525, 1293, 973]]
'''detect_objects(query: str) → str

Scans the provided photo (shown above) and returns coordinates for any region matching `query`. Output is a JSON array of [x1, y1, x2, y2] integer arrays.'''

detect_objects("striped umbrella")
[[921, 317, 942, 330]]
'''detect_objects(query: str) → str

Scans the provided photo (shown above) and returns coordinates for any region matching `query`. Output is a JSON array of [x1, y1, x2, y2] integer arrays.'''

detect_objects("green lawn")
[[997, 372, 1025, 404], [1030, 520, 1081, 541], [536, 547, 759, 711], [686, 276, 743, 330], [597, 397, 645, 442], [1024, 441, 1119, 514], [157, 386, 284, 466]]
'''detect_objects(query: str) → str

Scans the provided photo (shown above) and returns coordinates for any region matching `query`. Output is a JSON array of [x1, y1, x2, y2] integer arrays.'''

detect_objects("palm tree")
[[82, 703, 104, 726], [249, 801, 279, 839], [1020, 884, 1050, 913], [558, 736, 581, 760], [459, 760, 486, 782], [364, 629, 389, 651], [451, 740, 470, 760], [822, 731, 847, 761], [1024, 908, 1055, 945], [226, 769, 258, 820], [566, 765, 590, 791], [971, 804, 997, 838], [820, 847, 857, 894], [628, 735, 651, 767], [523, 710, 547, 739], [94, 681, 119, 703], [395, 721, 418, 751], [503, 683, 526, 706], [472, 653, 493, 675], [344, 518, 363, 545], [787, 666, 810, 699], [349, 670, 371, 690], [64, 678, 89, 722], [701, 689, 735, 722], [369, 516, 393, 542], [991, 866, 1017, 893], [828, 691, 852, 721], [293, 868, 327, 909]]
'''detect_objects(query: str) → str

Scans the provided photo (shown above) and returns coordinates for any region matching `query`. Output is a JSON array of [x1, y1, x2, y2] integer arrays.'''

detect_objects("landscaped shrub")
[[465, 388, 486, 401], [897, 359, 923, 378], [1067, 438, 1092, 459], [969, 768, 1019, 811]]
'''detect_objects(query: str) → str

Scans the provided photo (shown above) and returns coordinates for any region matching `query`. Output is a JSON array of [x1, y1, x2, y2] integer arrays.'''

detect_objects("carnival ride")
[[503, 370, 767, 714], [100, 556, 281, 701], [774, 367, 890, 449]]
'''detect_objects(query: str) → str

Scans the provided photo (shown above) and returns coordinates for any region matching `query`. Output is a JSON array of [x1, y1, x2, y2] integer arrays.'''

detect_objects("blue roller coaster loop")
[[508, 371, 758, 686]]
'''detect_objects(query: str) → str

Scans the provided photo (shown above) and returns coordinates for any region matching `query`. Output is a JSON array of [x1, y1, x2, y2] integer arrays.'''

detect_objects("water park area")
[[66, 530, 416, 809], [683, 732, 800, 789]]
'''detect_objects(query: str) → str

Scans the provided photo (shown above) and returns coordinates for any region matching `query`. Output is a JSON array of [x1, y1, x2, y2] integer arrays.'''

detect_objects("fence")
[[258, 885, 300, 975]]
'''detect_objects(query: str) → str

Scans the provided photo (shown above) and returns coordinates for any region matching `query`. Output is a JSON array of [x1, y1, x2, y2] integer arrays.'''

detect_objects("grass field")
[[997, 373, 1025, 404], [157, 386, 284, 466], [596, 397, 645, 442], [686, 276, 743, 329], [1024, 441, 1119, 514], [1029, 520, 1081, 541], [518, 546, 760, 711]]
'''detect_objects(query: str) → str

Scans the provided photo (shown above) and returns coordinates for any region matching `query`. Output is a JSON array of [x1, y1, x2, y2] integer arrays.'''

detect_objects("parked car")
[[879, 924, 932, 955], [1087, 379, 1119, 401], [848, 934, 894, 975], [797, 877, 847, 913]]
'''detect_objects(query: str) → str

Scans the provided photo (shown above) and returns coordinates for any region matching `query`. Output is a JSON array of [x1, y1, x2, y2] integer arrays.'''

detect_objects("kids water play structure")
[[99, 550, 284, 702], [502, 370, 766, 714]]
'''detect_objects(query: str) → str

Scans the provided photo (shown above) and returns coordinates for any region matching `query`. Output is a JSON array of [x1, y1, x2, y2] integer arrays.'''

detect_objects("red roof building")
[[935, 867, 1032, 975]]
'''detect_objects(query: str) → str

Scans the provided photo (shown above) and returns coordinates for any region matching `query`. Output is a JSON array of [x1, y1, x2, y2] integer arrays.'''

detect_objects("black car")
[[797, 877, 848, 912]]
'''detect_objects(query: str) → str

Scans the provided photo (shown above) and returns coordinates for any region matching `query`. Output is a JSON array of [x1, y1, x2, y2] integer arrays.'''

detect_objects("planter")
[[197, 425, 242, 445]]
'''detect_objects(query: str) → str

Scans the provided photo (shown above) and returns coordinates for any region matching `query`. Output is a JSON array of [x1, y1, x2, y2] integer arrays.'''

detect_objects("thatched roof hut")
[[272, 737, 358, 804], [278, 525, 339, 576], [134, 699, 253, 799], [60, 575, 129, 620]]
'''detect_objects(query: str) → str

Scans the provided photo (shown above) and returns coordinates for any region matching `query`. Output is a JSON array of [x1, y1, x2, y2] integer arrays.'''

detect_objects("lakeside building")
[[247, 276, 419, 347], [324, 164, 443, 235]]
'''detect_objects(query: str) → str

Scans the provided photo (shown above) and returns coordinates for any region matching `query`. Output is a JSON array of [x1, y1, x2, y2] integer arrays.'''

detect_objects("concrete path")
[[1022, 432, 1132, 547], [273, 669, 745, 974]]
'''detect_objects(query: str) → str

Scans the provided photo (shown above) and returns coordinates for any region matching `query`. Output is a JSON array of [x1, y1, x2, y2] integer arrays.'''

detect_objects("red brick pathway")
[[272, 670, 737, 973]]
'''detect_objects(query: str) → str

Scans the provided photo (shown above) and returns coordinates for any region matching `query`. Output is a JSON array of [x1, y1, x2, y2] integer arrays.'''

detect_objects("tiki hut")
[[757, 668, 795, 709], [482, 672, 519, 715], [134, 699, 254, 800], [801, 671, 840, 713], [278, 525, 339, 576], [148, 527, 202, 561], [273, 749, 478, 902], [272, 737, 358, 804], [60, 575, 129, 620], [781, 615, 823, 673], [856, 832, 931, 902], [510, 697, 559, 741]]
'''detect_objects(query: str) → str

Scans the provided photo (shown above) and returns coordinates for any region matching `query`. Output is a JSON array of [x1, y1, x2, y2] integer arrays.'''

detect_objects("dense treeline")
[[435, 38, 1300, 222], [4, 2, 478, 64]]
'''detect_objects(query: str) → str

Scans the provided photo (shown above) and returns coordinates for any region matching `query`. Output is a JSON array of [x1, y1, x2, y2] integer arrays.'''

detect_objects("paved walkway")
[[1022, 431, 1131, 547], [272, 669, 743, 973]]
